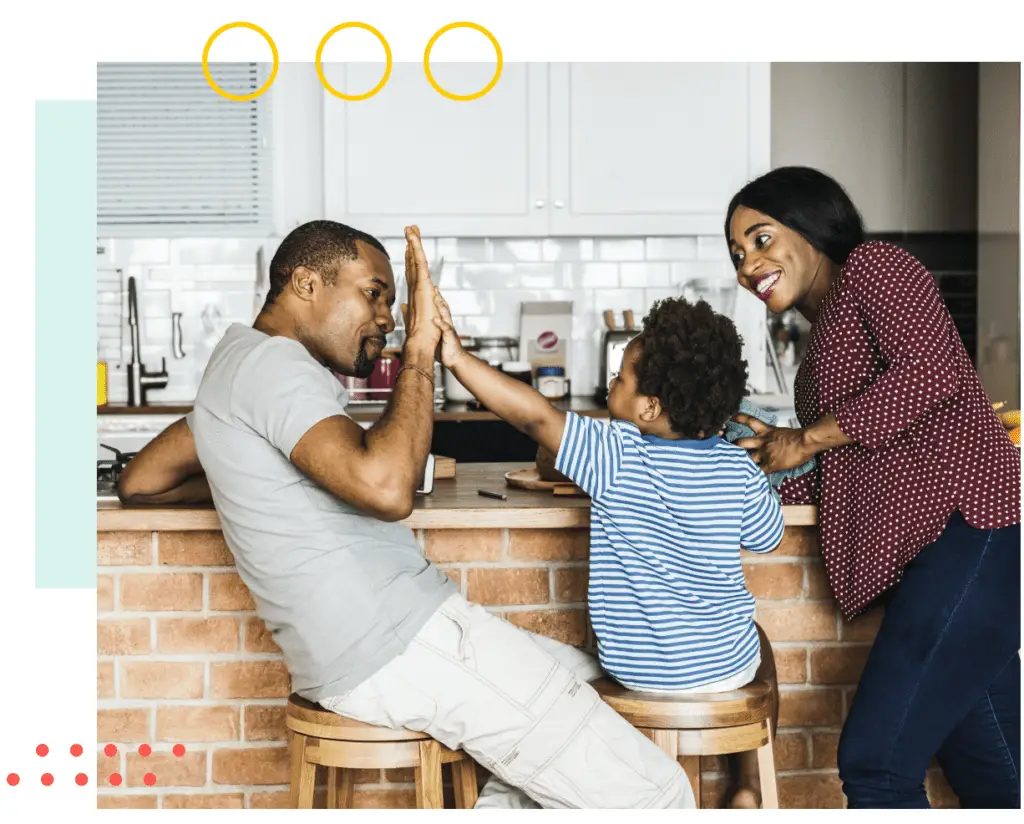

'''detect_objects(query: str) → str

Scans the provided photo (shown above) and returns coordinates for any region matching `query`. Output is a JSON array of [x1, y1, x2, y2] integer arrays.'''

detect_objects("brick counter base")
[[97, 528, 959, 809]]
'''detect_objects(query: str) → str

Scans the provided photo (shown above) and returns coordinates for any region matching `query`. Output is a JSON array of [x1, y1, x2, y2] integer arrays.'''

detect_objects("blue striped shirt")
[[556, 412, 784, 691]]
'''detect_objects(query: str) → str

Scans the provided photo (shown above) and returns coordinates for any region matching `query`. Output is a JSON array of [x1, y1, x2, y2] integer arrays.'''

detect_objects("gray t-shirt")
[[188, 324, 456, 702]]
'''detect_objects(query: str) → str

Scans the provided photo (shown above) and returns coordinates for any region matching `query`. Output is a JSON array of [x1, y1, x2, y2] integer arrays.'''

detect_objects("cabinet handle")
[[553, 200, 565, 209], [534, 199, 545, 209]]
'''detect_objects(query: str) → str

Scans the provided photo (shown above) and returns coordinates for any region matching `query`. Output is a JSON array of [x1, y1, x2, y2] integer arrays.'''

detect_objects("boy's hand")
[[433, 289, 468, 369]]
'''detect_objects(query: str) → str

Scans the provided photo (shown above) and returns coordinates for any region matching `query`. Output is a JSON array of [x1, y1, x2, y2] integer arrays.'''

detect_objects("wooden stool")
[[594, 679, 778, 809], [285, 693, 479, 809]]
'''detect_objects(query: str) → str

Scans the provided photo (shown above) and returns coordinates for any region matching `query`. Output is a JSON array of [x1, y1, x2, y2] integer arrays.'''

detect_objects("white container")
[[537, 366, 569, 399], [444, 369, 475, 402], [443, 337, 480, 402]]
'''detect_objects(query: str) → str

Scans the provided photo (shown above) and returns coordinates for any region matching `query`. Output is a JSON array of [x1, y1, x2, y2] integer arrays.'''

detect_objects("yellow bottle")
[[97, 361, 108, 406]]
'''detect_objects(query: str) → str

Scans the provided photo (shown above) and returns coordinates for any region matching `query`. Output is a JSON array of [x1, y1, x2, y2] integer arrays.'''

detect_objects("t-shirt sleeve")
[[741, 467, 785, 553], [232, 338, 351, 459], [554, 412, 625, 500]]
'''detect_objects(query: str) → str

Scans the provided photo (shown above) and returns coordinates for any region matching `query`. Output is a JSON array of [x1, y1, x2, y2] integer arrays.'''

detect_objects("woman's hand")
[[732, 413, 815, 473], [432, 289, 467, 369]]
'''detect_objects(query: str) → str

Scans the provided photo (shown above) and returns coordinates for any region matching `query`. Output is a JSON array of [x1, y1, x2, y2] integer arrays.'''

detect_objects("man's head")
[[606, 298, 748, 440], [263, 220, 395, 378]]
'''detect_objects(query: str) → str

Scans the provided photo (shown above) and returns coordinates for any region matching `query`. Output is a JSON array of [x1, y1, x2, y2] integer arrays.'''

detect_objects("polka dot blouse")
[[780, 241, 1021, 619]]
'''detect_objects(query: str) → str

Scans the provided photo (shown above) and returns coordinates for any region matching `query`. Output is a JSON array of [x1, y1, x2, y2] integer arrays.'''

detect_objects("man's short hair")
[[266, 220, 389, 303]]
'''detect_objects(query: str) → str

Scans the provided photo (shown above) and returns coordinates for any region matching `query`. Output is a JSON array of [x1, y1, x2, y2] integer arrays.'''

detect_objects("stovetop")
[[97, 478, 119, 502], [97, 448, 130, 502]]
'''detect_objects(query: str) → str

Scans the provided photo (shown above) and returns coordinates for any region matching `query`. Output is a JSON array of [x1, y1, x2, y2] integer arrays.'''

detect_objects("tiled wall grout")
[[97, 234, 738, 404]]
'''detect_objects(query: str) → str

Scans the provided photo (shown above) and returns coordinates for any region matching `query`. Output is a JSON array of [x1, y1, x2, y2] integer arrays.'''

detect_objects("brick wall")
[[97, 528, 958, 809]]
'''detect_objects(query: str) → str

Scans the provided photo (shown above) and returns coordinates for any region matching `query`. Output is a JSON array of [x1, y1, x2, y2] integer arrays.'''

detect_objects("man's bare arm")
[[288, 226, 440, 522], [117, 418, 212, 505], [288, 341, 437, 522]]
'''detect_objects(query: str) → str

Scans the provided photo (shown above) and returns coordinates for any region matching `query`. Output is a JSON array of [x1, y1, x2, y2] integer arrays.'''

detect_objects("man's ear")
[[639, 395, 662, 423], [290, 266, 319, 302]]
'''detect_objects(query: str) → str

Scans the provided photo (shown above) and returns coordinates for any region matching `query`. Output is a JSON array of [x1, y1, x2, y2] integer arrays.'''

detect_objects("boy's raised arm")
[[432, 291, 566, 456]]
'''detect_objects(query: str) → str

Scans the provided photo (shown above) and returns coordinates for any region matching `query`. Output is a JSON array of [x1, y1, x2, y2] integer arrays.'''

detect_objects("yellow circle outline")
[[202, 22, 279, 102], [316, 22, 393, 101], [423, 22, 503, 102]]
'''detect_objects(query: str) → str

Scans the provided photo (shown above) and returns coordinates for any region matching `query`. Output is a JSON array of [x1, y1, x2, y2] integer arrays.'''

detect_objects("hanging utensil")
[[170, 278, 185, 360], [253, 244, 268, 320]]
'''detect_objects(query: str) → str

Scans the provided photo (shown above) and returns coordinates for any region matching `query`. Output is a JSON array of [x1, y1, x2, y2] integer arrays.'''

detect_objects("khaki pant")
[[320, 593, 697, 809]]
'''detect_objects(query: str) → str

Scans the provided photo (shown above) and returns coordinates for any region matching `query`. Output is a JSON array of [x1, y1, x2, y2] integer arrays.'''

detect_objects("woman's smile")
[[751, 269, 782, 301]]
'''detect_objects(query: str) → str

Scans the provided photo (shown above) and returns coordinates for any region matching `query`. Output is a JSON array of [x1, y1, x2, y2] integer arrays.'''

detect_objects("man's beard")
[[353, 349, 375, 379], [353, 337, 382, 379]]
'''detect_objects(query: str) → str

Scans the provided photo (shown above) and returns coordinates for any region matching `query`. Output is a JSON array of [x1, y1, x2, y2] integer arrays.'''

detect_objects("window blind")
[[97, 62, 273, 233]]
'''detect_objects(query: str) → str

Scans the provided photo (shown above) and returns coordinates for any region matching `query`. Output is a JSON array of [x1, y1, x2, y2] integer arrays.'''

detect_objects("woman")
[[725, 166, 1020, 809]]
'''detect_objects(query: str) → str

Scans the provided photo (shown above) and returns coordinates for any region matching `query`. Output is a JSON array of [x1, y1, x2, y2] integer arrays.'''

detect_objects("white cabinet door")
[[323, 62, 549, 237], [548, 63, 770, 236]]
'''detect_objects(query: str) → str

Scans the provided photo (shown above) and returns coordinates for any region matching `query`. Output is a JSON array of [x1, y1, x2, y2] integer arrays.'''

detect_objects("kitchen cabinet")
[[321, 62, 770, 237], [322, 62, 549, 237], [547, 63, 770, 236], [771, 62, 979, 233], [771, 63, 906, 232]]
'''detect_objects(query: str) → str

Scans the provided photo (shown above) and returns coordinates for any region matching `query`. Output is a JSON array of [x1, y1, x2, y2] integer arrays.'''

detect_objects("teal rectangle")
[[35, 101, 96, 588]]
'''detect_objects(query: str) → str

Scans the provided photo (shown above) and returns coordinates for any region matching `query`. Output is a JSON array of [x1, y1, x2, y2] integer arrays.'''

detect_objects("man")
[[118, 220, 694, 809]]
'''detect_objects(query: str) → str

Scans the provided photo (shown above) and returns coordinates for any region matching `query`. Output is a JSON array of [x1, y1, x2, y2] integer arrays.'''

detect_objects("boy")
[[433, 291, 783, 805]]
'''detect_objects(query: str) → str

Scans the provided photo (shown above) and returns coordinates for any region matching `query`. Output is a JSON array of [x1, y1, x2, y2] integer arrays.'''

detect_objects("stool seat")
[[284, 693, 479, 809], [592, 678, 772, 729], [286, 693, 430, 742], [593, 678, 778, 809]]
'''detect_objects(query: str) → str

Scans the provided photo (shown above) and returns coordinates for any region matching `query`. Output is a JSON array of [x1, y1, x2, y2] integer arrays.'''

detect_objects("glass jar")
[[537, 365, 568, 399], [475, 337, 519, 367]]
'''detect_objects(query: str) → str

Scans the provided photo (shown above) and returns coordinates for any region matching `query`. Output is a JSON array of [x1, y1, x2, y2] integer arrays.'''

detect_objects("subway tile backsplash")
[[97, 233, 737, 404]]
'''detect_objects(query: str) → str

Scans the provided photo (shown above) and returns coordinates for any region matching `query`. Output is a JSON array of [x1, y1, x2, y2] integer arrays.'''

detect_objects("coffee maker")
[[595, 310, 639, 405]]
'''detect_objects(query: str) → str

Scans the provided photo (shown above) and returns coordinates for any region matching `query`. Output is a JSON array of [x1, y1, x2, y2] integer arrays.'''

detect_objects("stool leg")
[[756, 720, 779, 809], [452, 758, 479, 809], [679, 756, 702, 809], [415, 740, 444, 809], [647, 730, 701, 808], [288, 734, 317, 808], [327, 767, 337, 809], [326, 767, 354, 809]]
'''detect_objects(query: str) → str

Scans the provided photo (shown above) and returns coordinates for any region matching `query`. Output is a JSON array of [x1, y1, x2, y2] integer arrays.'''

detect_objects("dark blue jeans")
[[838, 511, 1021, 808]]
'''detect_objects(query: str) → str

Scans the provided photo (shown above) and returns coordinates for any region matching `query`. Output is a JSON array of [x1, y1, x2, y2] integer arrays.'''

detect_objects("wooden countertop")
[[98, 397, 611, 423], [98, 461, 818, 532]]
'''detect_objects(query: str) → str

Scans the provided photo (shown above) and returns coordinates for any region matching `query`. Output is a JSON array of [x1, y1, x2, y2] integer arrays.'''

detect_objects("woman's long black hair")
[[725, 167, 865, 265]]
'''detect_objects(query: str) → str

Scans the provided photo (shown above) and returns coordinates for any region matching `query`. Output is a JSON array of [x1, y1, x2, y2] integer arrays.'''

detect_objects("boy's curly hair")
[[634, 298, 748, 438]]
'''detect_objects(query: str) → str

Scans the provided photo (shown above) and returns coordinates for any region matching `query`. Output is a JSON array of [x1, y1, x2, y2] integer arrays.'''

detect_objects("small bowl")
[[536, 444, 572, 484]]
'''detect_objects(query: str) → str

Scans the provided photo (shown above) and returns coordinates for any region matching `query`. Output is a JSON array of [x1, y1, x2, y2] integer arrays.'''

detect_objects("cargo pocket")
[[435, 597, 560, 714]]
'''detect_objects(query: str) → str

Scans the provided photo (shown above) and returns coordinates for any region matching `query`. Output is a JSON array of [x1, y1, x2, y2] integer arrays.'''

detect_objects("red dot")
[[41, 773, 53, 786], [104, 744, 117, 757], [70, 744, 84, 757], [143, 772, 156, 786], [75, 773, 88, 786], [36, 744, 49, 757], [109, 773, 122, 786], [138, 744, 152, 757], [6, 773, 18, 786], [173, 744, 186, 757]]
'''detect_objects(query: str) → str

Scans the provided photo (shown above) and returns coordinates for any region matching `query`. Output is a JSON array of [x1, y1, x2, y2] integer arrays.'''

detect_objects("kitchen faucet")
[[126, 275, 168, 406]]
